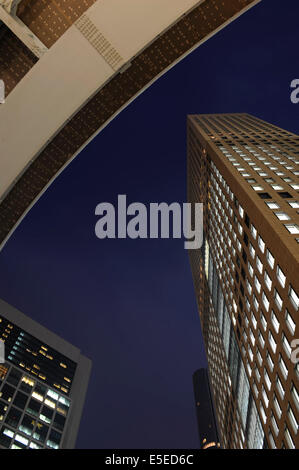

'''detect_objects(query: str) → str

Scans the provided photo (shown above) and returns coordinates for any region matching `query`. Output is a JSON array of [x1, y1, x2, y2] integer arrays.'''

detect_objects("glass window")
[[5, 407, 22, 429], [251, 224, 257, 239], [273, 394, 282, 419], [27, 398, 41, 417], [287, 406, 298, 435], [248, 262, 254, 277], [264, 271, 272, 291], [19, 414, 34, 436], [289, 286, 299, 310], [271, 311, 280, 333], [266, 249, 275, 269], [264, 369, 271, 390], [275, 212, 291, 221], [261, 312, 267, 331], [40, 405, 54, 424], [269, 331, 277, 353], [254, 276, 261, 294], [256, 256, 263, 273], [258, 236, 265, 253], [0, 384, 15, 402], [6, 368, 22, 387], [20, 375, 35, 394], [53, 412, 66, 432], [285, 224, 299, 234], [47, 429, 62, 449], [285, 310, 296, 335], [33, 423, 49, 443], [273, 290, 282, 311], [13, 391, 28, 410], [0, 427, 13, 448], [276, 266, 286, 288], [279, 355, 288, 379], [282, 334, 292, 356], [249, 243, 256, 259], [0, 400, 8, 421], [262, 292, 269, 311]]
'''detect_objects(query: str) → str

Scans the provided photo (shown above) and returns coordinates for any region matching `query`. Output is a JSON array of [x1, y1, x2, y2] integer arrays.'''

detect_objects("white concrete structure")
[[0, 0, 261, 249], [0, 1, 48, 57]]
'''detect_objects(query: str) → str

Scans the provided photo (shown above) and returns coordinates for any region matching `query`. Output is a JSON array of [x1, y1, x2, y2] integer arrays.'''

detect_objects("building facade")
[[193, 368, 221, 449], [0, 298, 91, 449], [0, 0, 261, 250], [188, 113, 299, 449]]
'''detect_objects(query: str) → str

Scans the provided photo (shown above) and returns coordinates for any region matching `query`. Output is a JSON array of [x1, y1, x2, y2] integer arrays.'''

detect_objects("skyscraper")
[[0, 298, 91, 449], [0, 0, 261, 250], [193, 368, 221, 449], [187, 113, 299, 449]]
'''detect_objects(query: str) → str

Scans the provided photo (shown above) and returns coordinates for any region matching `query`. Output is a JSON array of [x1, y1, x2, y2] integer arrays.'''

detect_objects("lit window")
[[276, 266, 286, 288], [272, 184, 284, 190], [253, 295, 259, 311], [251, 312, 257, 329], [254, 276, 261, 293], [256, 256, 263, 274], [261, 312, 267, 330], [252, 185, 264, 191], [289, 286, 299, 310], [258, 236, 265, 253], [279, 355, 288, 379], [249, 243, 255, 259], [288, 201, 299, 209], [287, 406, 298, 435], [262, 292, 269, 311], [262, 387, 269, 409], [267, 351, 274, 371], [266, 249, 275, 269], [266, 201, 280, 210], [275, 212, 291, 221], [264, 271, 272, 291], [271, 414, 279, 436], [291, 384, 299, 410], [274, 289, 283, 310], [239, 205, 244, 218], [247, 262, 253, 278], [282, 333, 292, 356], [251, 224, 257, 239], [271, 311, 280, 333], [285, 310, 296, 335], [290, 184, 299, 190], [284, 224, 299, 234], [273, 395, 282, 419], [32, 392, 43, 402], [259, 330, 265, 348], [269, 331, 277, 353], [15, 434, 29, 446], [264, 369, 271, 390]]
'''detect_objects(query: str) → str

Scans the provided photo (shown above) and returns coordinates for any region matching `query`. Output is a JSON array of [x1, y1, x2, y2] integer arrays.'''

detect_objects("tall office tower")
[[0, 0, 261, 250], [187, 114, 299, 449], [193, 368, 221, 449], [0, 298, 91, 449]]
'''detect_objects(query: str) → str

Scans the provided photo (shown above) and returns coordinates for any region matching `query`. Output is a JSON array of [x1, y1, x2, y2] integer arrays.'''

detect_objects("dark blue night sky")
[[0, 0, 298, 448]]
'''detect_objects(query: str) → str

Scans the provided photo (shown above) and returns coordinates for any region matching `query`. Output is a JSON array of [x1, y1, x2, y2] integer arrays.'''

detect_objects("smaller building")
[[0, 298, 91, 449], [193, 368, 221, 449]]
